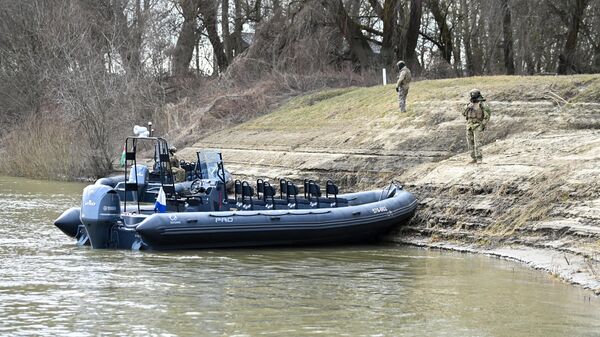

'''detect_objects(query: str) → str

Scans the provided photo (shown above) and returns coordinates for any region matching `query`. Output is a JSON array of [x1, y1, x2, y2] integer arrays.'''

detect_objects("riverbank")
[[175, 74, 600, 293], [395, 237, 600, 296]]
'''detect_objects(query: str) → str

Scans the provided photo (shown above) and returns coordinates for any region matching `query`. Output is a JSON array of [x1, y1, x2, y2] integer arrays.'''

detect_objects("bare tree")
[[321, 0, 373, 69], [172, 0, 200, 76], [550, 0, 590, 74]]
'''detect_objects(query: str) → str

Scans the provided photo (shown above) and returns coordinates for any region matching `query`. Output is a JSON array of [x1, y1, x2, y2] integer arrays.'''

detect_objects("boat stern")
[[80, 184, 121, 249]]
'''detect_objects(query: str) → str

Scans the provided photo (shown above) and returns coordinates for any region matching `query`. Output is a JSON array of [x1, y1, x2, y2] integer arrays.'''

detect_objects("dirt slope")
[[177, 74, 600, 292]]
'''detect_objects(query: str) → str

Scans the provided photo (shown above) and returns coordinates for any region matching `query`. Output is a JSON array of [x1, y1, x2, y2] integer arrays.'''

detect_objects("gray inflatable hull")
[[133, 189, 417, 250]]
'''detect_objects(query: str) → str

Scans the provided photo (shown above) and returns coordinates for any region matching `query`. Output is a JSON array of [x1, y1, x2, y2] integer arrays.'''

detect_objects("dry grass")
[[228, 74, 600, 134], [0, 116, 90, 179]]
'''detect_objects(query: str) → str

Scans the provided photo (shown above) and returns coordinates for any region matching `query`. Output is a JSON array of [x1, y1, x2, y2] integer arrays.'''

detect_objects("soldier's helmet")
[[397, 60, 406, 69], [169, 146, 177, 153], [469, 89, 482, 100]]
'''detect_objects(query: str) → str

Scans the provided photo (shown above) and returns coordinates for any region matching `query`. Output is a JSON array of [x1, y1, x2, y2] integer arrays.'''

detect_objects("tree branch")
[[368, 0, 383, 19], [419, 30, 443, 51], [359, 24, 383, 36]]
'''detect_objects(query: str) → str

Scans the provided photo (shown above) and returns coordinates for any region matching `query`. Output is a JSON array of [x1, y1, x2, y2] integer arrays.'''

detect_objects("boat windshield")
[[197, 150, 223, 181]]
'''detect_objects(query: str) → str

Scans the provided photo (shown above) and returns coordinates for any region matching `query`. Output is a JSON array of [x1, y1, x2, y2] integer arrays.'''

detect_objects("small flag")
[[119, 145, 126, 167], [154, 187, 167, 213]]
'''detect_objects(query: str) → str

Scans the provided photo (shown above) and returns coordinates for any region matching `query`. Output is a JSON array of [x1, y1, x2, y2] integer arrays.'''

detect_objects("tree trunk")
[[113, 0, 143, 75], [200, 0, 229, 73], [501, 0, 515, 75], [222, 0, 233, 62], [347, 0, 362, 17], [459, 0, 473, 76], [368, 0, 384, 18], [172, 0, 199, 76], [471, 4, 484, 75], [557, 0, 588, 74], [233, 0, 244, 56], [428, 0, 453, 64], [321, 0, 373, 69], [254, 0, 263, 22], [405, 0, 422, 74], [272, 0, 281, 14], [381, 0, 399, 66]]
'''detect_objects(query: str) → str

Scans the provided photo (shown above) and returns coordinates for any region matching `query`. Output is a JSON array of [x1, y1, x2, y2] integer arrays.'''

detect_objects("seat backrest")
[[303, 179, 310, 198], [326, 180, 339, 197], [279, 179, 287, 199], [263, 182, 276, 209], [241, 181, 254, 210], [234, 180, 242, 199], [286, 181, 298, 209], [263, 183, 276, 198], [241, 181, 254, 198], [286, 181, 299, 196], [256, 179, 264, 196], [308, 182, 321, 198]]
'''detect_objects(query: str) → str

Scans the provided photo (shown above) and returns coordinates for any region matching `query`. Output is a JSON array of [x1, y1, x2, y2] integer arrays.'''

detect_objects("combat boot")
[[468, 159, 477, 164]]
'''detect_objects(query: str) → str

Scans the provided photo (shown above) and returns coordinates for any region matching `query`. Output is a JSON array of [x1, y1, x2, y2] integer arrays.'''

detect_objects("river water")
[[1, 175, 599, 337]]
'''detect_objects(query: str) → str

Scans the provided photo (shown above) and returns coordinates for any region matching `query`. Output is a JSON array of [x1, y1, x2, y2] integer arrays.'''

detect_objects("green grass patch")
[[230, 74, 600, 133]]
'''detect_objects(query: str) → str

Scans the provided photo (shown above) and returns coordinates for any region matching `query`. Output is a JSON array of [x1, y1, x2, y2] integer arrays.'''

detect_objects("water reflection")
[[0, 176, 599, 337]]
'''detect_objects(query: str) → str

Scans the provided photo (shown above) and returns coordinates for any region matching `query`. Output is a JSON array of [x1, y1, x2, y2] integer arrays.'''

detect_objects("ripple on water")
[[1, 176, 600, 337]]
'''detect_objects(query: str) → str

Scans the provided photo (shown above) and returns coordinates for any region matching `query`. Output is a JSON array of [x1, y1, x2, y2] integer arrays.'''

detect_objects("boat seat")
[[263, 182, 276, 209], [241, 181, 254, 210], [279, 178, 287, 199], [306, 180, 322, 208], [286, 181, 299, 209], [234, 179, 243, 207], [256, 179, 265, 199], [326, 180, 340, 207]]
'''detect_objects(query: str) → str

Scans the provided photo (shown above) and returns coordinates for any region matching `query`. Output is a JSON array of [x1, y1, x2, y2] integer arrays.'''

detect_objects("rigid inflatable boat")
[[54, 137, 417, 250]]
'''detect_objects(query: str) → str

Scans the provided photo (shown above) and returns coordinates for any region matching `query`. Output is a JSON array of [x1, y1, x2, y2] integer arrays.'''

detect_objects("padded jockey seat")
[[234, 180, 267, 209], [262, 182, 276, 209], [321, 180, 348, 207], [286, 181, 299, 209], [306, 180, 322, 208]]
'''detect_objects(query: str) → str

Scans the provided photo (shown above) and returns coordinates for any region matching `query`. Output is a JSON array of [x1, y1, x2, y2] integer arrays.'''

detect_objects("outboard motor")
[[80, 184, 121, 249]]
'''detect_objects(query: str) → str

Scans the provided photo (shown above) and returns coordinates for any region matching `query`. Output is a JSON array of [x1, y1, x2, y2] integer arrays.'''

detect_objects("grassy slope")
[[236, 74, 600, 129], [195, 75, 600, 153], [186, 75, 600, 182]]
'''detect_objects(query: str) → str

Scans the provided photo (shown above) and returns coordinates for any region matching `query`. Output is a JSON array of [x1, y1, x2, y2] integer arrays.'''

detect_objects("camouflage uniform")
[[395, 61, 412, 113], [169, 149, 187, 182], [463, 89, 491, 164]]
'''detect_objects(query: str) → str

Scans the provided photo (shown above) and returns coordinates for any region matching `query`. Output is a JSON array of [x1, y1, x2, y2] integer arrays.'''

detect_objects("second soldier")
[[395, 60, 412, 113], [463, 89, 491, 164]]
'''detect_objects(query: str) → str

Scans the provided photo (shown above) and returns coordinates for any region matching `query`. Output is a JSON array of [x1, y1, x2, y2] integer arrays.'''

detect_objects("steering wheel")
[[190, 179, 204, 194]]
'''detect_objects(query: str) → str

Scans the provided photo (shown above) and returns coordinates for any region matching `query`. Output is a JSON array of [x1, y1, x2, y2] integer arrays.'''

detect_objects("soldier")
[[463, 89, 491, 164], [395, 60, 412, 113], [169, 146, 187, 182]]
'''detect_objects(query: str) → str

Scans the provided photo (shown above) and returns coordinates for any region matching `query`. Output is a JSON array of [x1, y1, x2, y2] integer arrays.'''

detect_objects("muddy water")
[[1, 175, 599, 337]]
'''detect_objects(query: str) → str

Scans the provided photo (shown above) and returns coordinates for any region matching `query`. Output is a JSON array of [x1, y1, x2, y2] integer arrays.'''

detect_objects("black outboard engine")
[[80, 184, 121, 249]]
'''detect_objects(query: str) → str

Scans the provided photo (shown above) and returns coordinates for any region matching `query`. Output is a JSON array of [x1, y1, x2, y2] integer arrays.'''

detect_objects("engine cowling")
[[80, 184, 121, 248]]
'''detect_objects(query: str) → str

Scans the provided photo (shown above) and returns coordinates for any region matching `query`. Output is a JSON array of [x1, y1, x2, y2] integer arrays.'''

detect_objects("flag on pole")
[[119, 145, 126, 167], [154, 187, 167, 213]]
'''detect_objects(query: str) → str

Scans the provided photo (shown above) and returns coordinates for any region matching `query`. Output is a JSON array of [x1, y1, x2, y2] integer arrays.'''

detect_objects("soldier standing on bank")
[[463, 89, 491, 164], [395, 60, 412, 113]]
